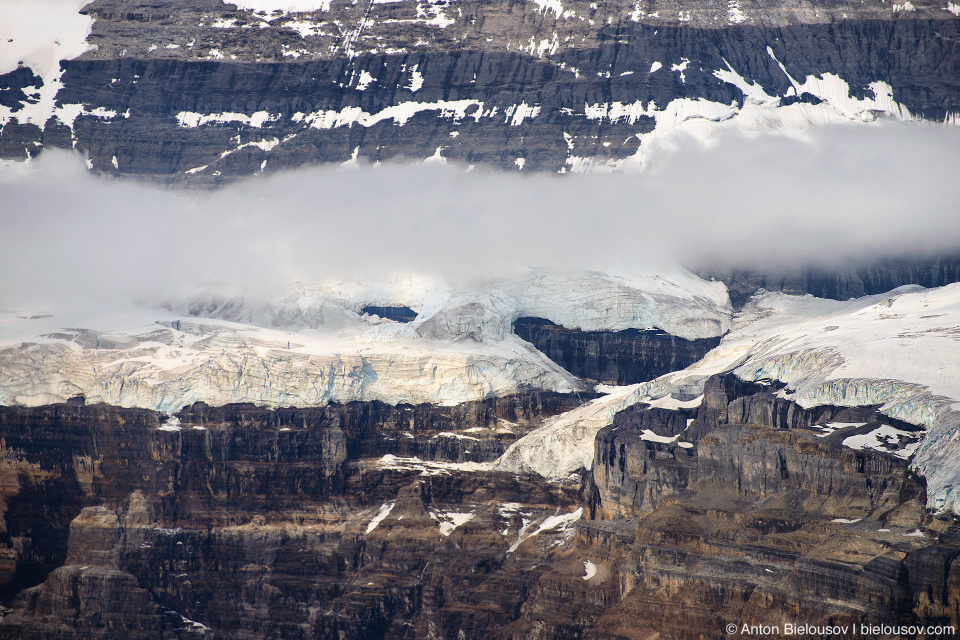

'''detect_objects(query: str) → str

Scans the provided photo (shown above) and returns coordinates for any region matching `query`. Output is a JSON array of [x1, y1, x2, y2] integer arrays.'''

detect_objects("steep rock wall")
[[2, 0, 958, 178], [513, 317, 721, 385], [701, 254, 960, 307]]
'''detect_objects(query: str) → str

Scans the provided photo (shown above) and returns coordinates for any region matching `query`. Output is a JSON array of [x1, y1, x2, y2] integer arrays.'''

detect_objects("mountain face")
[[0, 271, 959, 638], [0, 375, 958, 639], [513, 317, 721, 384], [0, 0, 957, 181], [2, 1, 960, 636]]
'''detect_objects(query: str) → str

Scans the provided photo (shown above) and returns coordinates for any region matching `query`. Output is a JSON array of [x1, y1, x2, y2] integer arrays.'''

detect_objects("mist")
[[1, 121, 959, 310]]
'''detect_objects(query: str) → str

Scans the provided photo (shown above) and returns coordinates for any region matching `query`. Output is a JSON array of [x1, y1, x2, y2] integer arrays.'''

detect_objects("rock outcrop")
[[499, 375, 958, 639], [513, 316, 721, 384], [701, 254, 960, 307]]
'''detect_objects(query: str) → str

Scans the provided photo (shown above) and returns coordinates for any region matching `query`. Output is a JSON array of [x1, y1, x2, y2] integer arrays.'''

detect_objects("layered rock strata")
[[513, 316, 721, 384], [0, 374, 958, 639], [1, 0, 957, 178]]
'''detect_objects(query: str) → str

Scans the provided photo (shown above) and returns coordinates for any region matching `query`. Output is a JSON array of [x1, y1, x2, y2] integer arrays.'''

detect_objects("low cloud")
[[1, 121, 958, 309]]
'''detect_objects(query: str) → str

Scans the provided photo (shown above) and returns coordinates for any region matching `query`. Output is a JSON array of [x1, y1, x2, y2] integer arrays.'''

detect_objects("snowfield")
[[0, 0, 94, 129]]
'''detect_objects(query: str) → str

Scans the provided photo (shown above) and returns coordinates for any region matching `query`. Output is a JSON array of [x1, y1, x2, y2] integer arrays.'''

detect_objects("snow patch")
[[496, 384, 651, 478], [159, 416, 182, 431], [176, 111, 279, 128], [507, 508, 582, 553], [230, 0, 332, 13], [282, 19, 324, 37], [357, 70, 375, 90], [407, 70, 424, 92], [377, 455, 489, 475], [727, 0, 747, 22], [295, 99, 486, 129], [843, 424, 922, 459], [0, 0, 94, 127], [365, 501, 396, 533], [640, 429, 679, 444], [582, 560, 597, 580], [433, 510, 475, 536], [507, 102, 541, 126], [531, 0, 564, 16]]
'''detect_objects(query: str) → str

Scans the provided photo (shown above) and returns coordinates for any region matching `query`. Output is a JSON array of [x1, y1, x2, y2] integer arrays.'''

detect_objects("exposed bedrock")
[[513, 317, 721, 385], [699, 254, 960, 306], [0, 471, 583, 639], [2, 371, 960, 639], [359, 305, 417, 323], [3, 16, 958, 178], [590, 373, 917, 521], [0, 392, 587, 605], [0, 394, 588, 639], [176, 390, 596, 462], [508, 374, 960, 639]]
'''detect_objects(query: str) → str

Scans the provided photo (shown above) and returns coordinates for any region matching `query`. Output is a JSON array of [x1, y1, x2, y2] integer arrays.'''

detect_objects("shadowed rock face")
[[360, 305, 417, 322], [1, 0, 958, 178], [700, 254, 960, 307], [589, 374, 923, 520], [0, 395, 589, 639], [0, 375, 958, 639], [513, 317, 721, 384]]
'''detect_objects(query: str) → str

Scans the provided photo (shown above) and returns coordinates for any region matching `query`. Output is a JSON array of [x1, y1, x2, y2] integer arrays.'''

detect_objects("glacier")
[[0, 269, 729, 411]]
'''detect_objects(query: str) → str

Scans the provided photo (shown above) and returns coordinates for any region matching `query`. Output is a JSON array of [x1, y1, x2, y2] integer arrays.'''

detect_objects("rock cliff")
[[1, 0, 957, 179], [700, 254, 960, 307], [518, 374, 960, 639], [0, 374, 958, 638], [513, 316, 720, 384]]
